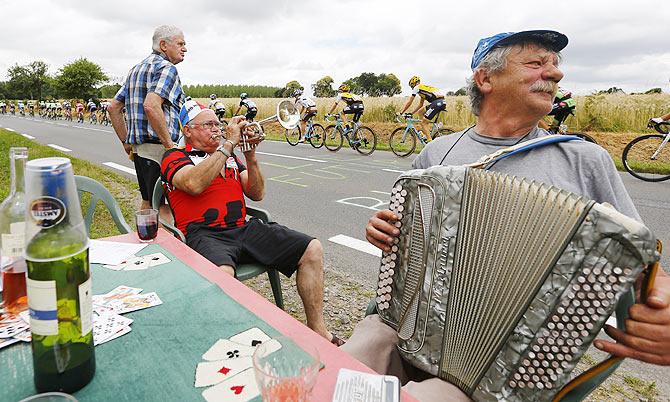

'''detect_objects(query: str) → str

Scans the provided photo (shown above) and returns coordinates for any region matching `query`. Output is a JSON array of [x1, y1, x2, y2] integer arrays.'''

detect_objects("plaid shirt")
[[114, 52, 184, 145]]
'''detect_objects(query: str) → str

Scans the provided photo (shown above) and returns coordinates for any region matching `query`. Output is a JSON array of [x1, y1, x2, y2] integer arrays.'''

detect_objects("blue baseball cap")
[[470, 30, 568, 70]]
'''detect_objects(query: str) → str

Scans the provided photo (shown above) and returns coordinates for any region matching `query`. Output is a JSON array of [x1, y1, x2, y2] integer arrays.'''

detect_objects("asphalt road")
[[2, 114, 670, 394]]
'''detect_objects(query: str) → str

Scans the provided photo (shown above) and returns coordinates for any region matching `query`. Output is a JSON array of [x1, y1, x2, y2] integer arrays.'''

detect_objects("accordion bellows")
[[376, 166, 659, 401]]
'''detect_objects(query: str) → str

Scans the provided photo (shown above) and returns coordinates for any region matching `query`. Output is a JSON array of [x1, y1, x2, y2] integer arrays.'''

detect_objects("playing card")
[[202, 339, 257, 361], [122, 256, 149, 271], [229, 327, 271, 347], [93, 313, 134, 345], [96, 325, 132, 346], [98, 286, 144, 305], [0, 337, 20, 350], [13, 329, 31, 342], [18, 310, 30, 324], [142, 252, 171, 267], [102, 262, 128, 271], [106, 292, 162, 314], [194, 356, 253, 387], [202, 367, 260, 402], [0, 313, 21, 325], [0, 320, 30, 338]]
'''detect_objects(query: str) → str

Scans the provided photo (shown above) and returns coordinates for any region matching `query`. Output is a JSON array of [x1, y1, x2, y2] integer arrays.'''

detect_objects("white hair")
[[152, 25, 183, 52], [466, 43, 561, 116]]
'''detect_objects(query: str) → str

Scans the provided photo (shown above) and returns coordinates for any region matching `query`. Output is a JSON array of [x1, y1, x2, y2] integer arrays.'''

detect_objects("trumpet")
[[239, 100, 300, 152]]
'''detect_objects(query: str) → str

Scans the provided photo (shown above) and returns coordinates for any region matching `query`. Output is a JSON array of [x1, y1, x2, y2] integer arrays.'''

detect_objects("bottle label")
[[26, 278, 58, 335], [29, 197, 66, 228], [78, 277, 93, 335], [1, 221, 26, 257]]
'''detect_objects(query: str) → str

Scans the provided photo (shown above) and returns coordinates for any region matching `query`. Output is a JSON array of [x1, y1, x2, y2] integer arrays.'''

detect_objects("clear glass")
[[135, 209, 158, 242], [1, 147, 28, 314], [18, 392, 78, 402], [253, 336, 320, 402]]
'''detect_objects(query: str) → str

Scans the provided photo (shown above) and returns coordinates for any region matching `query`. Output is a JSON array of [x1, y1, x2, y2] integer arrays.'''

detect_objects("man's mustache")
[[530, 80, 558, 95]]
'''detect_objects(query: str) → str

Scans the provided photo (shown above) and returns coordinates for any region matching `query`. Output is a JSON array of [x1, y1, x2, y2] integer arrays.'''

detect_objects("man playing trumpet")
[[160, 100, 344, 345]]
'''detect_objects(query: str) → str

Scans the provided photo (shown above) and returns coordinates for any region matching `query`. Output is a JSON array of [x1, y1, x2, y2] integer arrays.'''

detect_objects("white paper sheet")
[[332, 368, 399, 402], [89, 239, 148, 265]]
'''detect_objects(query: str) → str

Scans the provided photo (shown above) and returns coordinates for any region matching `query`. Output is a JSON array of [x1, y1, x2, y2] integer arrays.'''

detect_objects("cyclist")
[[55, 100, 63, 119], [293, 88, 317, 142], [0, 100, 5, 114], [76, 100, 85, 122], [398, 76, 446, 140], [234, 92, 257, 121], [209, 94, 227, 122], [327, 83, 364, 128], [63, 100, 72, 120], [650, 112, 670, 125], [18, 101, 25, 116], [9, 102, 15, 115], [100, 99, 111, 123], [87, 98, 97, 123], [27, 101, 35, 116], [538, 87, 576, 132]]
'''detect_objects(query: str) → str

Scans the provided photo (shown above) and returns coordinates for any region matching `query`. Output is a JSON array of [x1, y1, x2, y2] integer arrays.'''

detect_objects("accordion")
[[376, 166, 659, 401]]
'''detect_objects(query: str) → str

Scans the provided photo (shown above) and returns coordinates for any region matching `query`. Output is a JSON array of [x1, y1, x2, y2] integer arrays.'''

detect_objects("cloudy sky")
[[1, 0, 669, 96]]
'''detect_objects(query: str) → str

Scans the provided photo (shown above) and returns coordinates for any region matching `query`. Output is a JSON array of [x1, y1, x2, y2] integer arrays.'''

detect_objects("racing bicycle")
[[285, 116, 325, 148], [545, 110, 597, 144], [89, 111, 98, 124], [323, 114, 377, 155], [99, 110, 110, 126], [622, 120, 670, 182], [389, 113, 454, 157]]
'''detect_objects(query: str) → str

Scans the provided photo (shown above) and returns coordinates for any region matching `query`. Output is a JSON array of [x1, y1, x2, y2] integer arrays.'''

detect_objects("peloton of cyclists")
[[208, 94, 227, 123], [327, 83, 364, 129], [398, 76, 446, 140], [234, 92, 258, 121], [293, 87, 317, 142]]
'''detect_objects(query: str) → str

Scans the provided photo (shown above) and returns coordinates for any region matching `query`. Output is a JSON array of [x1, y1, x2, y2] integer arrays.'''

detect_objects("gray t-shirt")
[[412, 126, 641, 221]]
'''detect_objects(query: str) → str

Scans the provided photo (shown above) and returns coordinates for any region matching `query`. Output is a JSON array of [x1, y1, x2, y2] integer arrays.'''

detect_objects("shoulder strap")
[[465, 134, 581, 170]]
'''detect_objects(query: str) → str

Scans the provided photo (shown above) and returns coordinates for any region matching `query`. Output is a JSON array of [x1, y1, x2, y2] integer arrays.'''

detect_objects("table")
[[3, 229, 418, 401]]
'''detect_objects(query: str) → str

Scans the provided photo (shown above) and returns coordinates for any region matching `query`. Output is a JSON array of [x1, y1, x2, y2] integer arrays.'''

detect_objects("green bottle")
[[24, 157, 95, 393]]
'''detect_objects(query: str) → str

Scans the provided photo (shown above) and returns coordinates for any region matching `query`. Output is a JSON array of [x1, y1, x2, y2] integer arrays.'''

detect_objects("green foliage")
[[182, 84, 282, 98], [645, 87, 663, 94], [594, 87, 626, 95], [54, 58, 108, 100], [312, 76, 336, 97], [5, 61, 52, 100], [342, 72, 402, 96], [275, 80, 302, 97], [99, 84, 122, 99]]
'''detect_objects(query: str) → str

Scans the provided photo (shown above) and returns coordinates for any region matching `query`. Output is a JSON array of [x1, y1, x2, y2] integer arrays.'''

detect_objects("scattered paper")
[[89, 239, 148, 265]]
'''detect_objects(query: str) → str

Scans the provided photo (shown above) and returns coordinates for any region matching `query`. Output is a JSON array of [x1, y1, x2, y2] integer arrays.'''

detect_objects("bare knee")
[[298, 239, 323, 269], [219, 265, 235, 276]]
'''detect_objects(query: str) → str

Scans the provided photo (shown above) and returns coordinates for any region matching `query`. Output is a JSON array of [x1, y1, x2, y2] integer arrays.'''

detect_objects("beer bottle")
[[0, 147, 28, 314], [25, 157, 95, 393]]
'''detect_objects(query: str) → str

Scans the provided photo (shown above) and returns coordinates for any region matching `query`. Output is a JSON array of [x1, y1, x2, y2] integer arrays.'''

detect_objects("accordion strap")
[[553, 239, 662, 402], [464, 134, 581, 170]]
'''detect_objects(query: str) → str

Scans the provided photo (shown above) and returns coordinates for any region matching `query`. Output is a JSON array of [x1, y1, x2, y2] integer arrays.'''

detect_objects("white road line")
[[5, 128, 15, 132], [370, 190, 391, 195], [103, 162, 136, 176], [328, 234, 381, 257], [48, 144, 72, 152], [382, 168, 405, 173], [255, 151, 327, 163], [22, 134, 35, 139]]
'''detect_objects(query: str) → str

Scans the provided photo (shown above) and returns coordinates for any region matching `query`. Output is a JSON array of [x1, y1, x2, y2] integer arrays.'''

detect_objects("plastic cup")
[[252, 336, 320, 402]]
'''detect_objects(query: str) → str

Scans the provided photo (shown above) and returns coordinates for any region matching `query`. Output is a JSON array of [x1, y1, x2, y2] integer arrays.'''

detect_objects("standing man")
[[348, 30, 670, 401], [109, 25, 187, 212]]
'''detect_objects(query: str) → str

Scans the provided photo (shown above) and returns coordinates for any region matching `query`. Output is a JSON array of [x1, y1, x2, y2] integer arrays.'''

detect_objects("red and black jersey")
[[161, 146, 247, 236]]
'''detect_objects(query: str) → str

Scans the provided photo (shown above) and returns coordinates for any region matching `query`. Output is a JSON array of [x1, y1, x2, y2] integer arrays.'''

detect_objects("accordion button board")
[[376, 166, 659, 401]]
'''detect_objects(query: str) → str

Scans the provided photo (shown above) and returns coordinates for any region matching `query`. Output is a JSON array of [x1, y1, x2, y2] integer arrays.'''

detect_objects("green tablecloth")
[[3, 244, 280, 401]]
